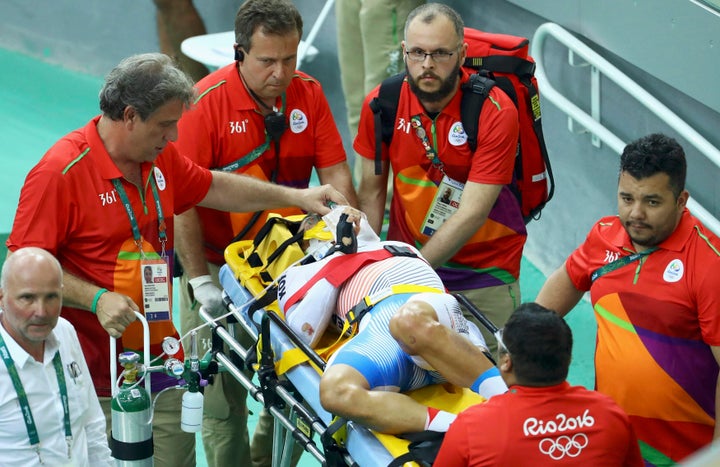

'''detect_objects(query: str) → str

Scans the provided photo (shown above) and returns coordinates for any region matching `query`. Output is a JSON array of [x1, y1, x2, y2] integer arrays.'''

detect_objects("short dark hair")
[[502, 303, 572, 385], [234, 0, 303, 53], [619, 133, 687, 198]]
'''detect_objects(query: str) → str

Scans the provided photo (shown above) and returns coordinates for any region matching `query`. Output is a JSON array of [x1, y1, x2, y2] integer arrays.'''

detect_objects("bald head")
[[1, 248, 63, 290], [0, 248, 63, 356]]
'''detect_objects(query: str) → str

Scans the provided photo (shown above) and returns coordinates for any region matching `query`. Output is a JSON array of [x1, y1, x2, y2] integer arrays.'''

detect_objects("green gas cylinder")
[[110, 351, 154, 466]]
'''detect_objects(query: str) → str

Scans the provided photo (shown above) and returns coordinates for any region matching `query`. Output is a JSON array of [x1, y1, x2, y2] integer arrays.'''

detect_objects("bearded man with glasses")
[[354, 3, 526, 354]]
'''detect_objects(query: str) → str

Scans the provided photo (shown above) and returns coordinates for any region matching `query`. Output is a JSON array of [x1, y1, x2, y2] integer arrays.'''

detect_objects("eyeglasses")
[[405, 47, 457, 63]]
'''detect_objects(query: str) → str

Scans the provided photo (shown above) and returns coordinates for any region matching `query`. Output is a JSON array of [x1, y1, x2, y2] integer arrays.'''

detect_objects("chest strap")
[[345, 285, 444, 329]]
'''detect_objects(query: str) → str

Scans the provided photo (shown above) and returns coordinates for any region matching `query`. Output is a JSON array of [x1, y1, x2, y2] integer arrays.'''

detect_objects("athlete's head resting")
[[401, 292, 484, 370]]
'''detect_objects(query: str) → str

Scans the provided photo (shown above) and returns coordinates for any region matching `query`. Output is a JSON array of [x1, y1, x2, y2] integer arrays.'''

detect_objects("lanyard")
[[590, 247, 658, 283], [112, 174, 167, 258], [0, 332, 72, 463], [410, 115, 445, 175], [216, 94, 287, 173], [217, 135, 270, 172]]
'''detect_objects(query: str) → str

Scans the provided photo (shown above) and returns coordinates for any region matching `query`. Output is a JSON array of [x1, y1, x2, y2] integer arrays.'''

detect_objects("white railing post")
[[531, 22, 720, 235]]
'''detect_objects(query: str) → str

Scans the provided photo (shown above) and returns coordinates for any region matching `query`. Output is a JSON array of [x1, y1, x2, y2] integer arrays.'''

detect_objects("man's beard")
[[406, 60, 461, 103]]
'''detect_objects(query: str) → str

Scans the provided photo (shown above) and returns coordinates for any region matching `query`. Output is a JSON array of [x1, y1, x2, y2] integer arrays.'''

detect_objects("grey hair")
[[404, 3, 465, 43], [99, 53, 196, 121], [1, 248, 63, 290]]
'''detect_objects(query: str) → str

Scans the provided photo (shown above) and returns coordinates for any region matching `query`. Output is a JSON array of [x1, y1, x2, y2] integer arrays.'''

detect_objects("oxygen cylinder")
[[110, 351, 154, 466]]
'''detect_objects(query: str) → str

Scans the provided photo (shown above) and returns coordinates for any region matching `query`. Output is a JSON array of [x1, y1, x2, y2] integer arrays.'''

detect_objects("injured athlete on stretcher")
[[276, 206, 507, 435]]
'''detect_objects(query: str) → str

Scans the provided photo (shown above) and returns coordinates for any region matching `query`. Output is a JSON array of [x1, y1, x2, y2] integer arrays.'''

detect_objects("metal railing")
[[531, 22, 720, 235]]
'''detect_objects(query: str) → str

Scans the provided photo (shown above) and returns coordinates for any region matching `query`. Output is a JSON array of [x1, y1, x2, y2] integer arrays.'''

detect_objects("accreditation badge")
[[141, 259, 171, 322], [421, 175, 463, 237]]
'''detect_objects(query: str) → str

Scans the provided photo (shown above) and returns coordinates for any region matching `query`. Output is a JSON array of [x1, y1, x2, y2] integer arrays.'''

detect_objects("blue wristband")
[[91, 288, 108, 314], [471, 366, 501, 393]]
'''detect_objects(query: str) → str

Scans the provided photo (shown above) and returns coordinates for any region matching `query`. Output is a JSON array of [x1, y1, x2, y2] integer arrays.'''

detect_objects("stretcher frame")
[[201, 263, 397, 466], [206, 256, 496, 467]]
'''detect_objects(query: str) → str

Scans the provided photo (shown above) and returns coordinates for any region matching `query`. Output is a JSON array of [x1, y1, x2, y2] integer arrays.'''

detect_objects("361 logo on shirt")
[[229, 120, 249, 134]]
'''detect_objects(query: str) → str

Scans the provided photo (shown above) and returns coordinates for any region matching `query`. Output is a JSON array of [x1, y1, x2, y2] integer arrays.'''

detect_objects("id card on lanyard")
[[421, 175, 464, 237], [141, 259, 171, 322], [409, 115, 464, 237], [112, 173, 172, 322]]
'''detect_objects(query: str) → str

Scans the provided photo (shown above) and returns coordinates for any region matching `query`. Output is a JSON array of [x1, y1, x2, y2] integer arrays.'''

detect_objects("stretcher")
[[202, 214, 489, 466]]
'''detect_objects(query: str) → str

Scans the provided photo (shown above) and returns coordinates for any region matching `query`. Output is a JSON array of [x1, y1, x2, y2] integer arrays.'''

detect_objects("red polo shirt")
[[8, 116, 213, 396], [176, 64, 347, 264], [354, 69, 526, 290], [436, 382, 643, 466], [565, 210, 720, 462]]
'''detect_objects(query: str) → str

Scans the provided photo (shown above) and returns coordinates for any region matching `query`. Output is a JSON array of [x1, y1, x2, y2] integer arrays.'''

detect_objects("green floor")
[[1, 47, 596, 465]]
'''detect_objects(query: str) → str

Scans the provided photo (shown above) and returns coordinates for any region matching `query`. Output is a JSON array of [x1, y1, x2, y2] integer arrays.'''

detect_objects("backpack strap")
[[464, 54, 535, 77], [387, 430, 446, 467], [520, 73, 555, 219], [460, 71, 496, 153], [369, 72, 406, 175]]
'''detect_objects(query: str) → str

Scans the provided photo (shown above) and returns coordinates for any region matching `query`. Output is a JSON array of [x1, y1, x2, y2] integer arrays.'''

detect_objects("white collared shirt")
[[0, 316, 112, 466]]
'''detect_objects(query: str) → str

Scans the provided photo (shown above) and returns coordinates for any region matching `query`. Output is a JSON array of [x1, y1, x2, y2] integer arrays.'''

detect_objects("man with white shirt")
[[0, 247, 112, 466]]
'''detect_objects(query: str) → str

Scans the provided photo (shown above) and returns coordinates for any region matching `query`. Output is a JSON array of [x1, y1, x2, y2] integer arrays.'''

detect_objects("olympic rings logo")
[[538, 433, 588, 460]]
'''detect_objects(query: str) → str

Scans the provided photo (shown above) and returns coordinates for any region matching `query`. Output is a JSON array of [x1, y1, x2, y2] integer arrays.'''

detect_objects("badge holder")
[[420, 175, 465, 237], [141, 259, 172, 322]]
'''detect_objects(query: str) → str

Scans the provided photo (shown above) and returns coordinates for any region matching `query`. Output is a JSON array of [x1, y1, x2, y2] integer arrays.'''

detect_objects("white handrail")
[[531, 22, 720, 235], [110, 311, 151, 397], [297, 0, 335, 69]]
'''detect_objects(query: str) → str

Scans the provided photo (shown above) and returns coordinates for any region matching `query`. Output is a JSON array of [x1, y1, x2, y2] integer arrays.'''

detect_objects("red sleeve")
[[468, 88, 519, 185], [694, 231, 720, 346], [433, 414, 471, 467], [623, 423, 644, 467], [306, 78, 347, 169], [352, 84, 382, 161], [175, 94, 216, 168], [167, 144, 213, 215], [7, 163, 69, 255], [564, 227, 598, 293]]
